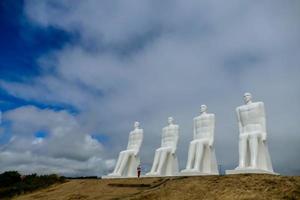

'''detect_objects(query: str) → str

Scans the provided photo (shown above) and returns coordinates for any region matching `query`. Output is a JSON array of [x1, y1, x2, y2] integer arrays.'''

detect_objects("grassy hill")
[[13, 174, 300, 200]]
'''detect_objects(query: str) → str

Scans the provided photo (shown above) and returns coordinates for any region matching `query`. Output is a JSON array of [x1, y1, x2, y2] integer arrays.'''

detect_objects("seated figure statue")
[[146, 117, 179, 176], [226, 93, 275, 174], [108, 121, 143, 177], [181, 105, 218, 175]]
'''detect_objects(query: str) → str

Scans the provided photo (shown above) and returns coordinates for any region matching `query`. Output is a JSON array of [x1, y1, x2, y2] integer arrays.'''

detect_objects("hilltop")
[[13, 174, 300, 200]]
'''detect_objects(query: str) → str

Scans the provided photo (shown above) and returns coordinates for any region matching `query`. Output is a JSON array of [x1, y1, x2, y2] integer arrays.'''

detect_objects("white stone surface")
[[226, 168, 277, 175], [180, 105, 219, 176], [146, 117, 179, 177], [105, 121, 143, 178], [227, 93, 275, 174], [180, 171, 218, 176]]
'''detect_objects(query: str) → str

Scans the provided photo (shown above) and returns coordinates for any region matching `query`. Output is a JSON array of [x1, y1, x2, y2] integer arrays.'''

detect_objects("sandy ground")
[[13, 174, 300, 200]]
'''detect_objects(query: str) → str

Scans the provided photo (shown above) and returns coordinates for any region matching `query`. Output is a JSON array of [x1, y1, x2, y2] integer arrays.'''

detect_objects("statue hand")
[[262, 133, 267, 142], [209, 140, 213, 147]]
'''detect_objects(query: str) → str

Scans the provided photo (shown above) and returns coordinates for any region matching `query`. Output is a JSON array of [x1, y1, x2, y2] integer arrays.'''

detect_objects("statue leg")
[[157, 150, 168, 174], [113, 151, 125, 174], [238, 136, 247, 168], [186, 142, 196, 170], [118, 152, 131, 176], [150, 149, 161, 173], [249, 135, 259, 168], [194, 142, 204, 171]]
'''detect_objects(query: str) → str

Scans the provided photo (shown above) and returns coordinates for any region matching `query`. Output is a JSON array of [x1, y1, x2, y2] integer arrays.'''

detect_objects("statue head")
[[134, 121, 140, 129], [200, 105, 207, 113], [243, 92, 252, 104], [168, 117, 174, 125]]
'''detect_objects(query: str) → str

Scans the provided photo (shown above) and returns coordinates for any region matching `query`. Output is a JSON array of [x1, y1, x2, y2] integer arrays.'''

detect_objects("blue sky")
[[0, 0, 73, 111], [0, 0, 300, 176]]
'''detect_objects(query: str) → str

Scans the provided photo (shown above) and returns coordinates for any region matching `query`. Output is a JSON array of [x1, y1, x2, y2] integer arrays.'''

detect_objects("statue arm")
[[172, 126, 179, 154], [209, 115, 215, 147], [260, 102, 267, 141], [134, 130, 143, 156], [161, 128, 165, 147], [126, 132, 132, 150], [236, 108, 243, 136], [193, 118, 196, 139]]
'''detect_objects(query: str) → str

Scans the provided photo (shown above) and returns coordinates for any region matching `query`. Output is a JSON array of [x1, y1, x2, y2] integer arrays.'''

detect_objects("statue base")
[[144, 174, 160, 178], [226, 168, 278, 175], [144, 173, 179, 178], [180, 170, 218, 176], [102, 175, 138, 179]]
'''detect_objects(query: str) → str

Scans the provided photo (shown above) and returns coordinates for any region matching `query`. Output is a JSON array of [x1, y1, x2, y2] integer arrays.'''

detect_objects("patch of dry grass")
[[13, 174, 300, 200]]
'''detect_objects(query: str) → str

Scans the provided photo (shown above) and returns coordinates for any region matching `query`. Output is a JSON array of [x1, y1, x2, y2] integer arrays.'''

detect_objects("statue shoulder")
[[194, 116, 200, 121], [137, 128, 144, 134], [201, 113, 215, 119], [130, 128, 143, 135], [256, 102, 266, 114], [250, 101, 265, 110], [236, 105, 243, 111], [256, 101, 264, 107], [208, 113, 215, 118]]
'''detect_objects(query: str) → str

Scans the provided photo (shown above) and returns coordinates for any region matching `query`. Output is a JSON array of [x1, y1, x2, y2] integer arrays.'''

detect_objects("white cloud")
[[0, 106, 110, 176], [0, 0, 300, 175]]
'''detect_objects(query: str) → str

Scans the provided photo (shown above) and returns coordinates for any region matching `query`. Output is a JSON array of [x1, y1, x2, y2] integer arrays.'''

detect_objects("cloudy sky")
[[0, 0, 299, 176]]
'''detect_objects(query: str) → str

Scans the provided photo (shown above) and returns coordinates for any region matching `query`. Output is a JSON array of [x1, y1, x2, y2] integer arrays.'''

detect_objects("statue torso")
[[237, 102, 265, 134], [162, 124, 178, 147], [127, 128, 143, 150], [194, 113, 214, 139]]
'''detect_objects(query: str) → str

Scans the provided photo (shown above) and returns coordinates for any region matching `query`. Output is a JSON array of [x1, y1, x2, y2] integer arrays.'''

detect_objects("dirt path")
[[13, 174, 300, 200]]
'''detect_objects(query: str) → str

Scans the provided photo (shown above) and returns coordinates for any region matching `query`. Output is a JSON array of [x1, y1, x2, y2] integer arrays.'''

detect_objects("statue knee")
[[191, 140, 197, 145], [239, 135, 247, 141], [249, 133, 259, 140]]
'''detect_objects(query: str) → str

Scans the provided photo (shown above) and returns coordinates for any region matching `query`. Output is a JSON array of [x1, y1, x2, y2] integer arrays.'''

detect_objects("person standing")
[[137, 164, 141, 178]]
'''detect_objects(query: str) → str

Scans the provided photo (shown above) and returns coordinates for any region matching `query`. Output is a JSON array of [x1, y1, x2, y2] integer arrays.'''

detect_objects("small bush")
[[0, 171, 21, 187], [0, 171, 65, 199]]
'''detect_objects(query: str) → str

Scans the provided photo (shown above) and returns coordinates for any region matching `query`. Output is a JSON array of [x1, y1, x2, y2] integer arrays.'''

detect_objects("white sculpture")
[[146, 117, 179, 176], [181, 105, 218, 175], [226, 93, 275, 174], [107, 121, 143, 177]]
